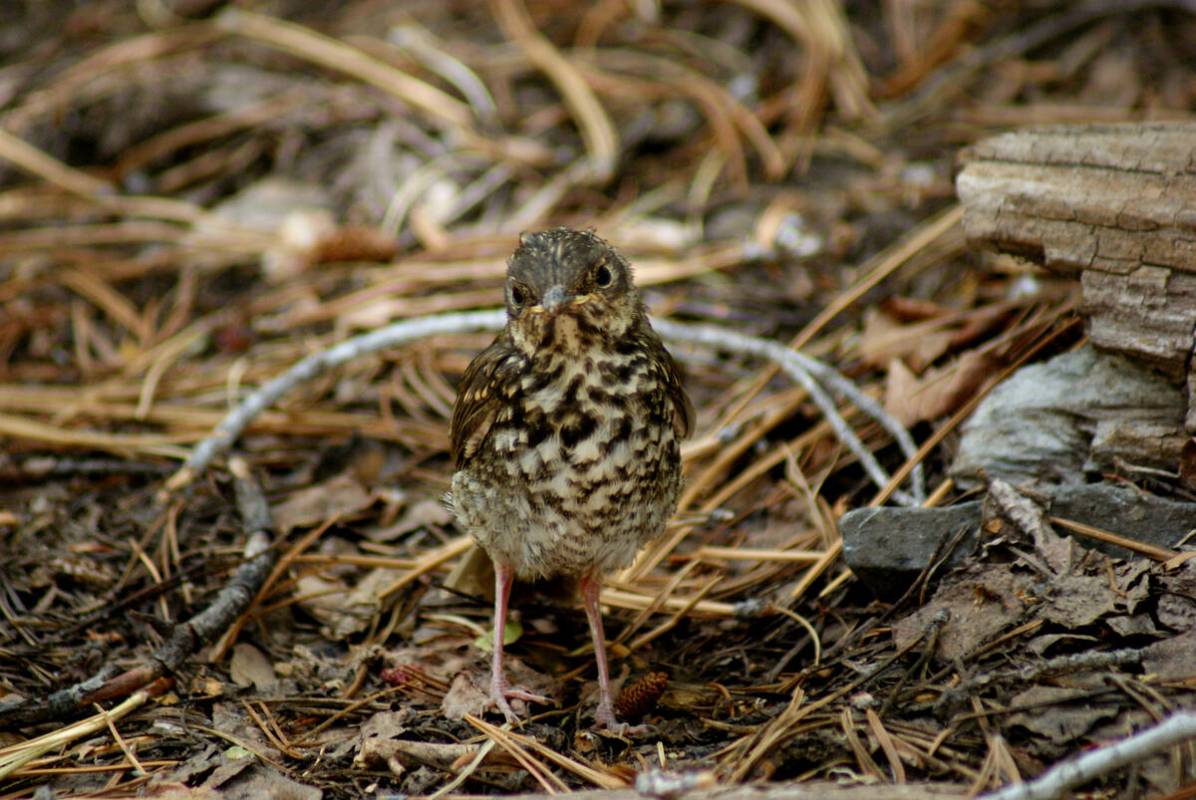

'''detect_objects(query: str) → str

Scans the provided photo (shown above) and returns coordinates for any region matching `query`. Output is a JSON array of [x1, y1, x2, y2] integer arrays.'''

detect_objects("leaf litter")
[[1, 2, 1195, 798]]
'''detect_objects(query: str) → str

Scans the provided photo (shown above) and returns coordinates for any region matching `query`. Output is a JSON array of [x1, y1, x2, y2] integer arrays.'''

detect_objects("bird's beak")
[[531, 285, 590, 316], [540, 285, 570, 313]]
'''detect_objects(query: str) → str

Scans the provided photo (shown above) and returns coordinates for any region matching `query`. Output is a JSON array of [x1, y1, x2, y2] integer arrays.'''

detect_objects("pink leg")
[[490, 561, 547, 723], [580, 572, 619, 729]]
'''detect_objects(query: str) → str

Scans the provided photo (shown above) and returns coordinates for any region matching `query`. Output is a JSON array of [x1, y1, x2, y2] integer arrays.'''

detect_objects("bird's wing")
[[666, 351, 695, 439], [450, 333, 522, 467], [646, 332, 695, 439]]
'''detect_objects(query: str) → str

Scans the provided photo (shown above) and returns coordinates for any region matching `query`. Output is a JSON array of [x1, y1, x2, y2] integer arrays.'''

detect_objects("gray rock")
[[842, 483, 1196, 597], [950, 345, 1184, 487], [840, 502, 981, 598], [1048, 483, 1196, 557]]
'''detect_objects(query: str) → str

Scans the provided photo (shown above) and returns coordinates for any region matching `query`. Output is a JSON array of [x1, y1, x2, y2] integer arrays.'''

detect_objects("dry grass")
[[1, 1, 1191, 797]]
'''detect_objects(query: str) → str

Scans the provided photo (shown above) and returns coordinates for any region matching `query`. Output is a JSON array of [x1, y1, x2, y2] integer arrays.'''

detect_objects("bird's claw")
[[504, 687, 549, 703], [490, 678, 549, 723], [594, 703, 648, 736]]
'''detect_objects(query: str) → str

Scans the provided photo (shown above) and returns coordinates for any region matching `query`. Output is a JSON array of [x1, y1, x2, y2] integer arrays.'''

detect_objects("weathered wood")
[[956, 123, 1196, 381]]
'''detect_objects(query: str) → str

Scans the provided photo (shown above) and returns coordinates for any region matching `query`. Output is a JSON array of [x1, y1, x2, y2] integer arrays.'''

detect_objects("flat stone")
[[840, 502, 981, 598], [1048, 483, 1196, 557], [841, 484, 1196, 597], [949, 345, 1184, 487]]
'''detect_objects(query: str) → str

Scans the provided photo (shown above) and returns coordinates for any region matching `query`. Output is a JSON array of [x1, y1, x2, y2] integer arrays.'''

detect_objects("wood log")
[[956, 123, 1196, 381], [955, 123, 1196, 468]]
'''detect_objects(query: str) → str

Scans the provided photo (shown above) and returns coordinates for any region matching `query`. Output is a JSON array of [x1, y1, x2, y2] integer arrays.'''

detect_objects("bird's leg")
[[579, 571, 621, 730], [490, 561, 548, 723]]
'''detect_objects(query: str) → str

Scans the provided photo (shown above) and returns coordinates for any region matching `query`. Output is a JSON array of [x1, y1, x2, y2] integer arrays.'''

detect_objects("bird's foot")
[[490, 677, 550, 724], [593, 702, 648, 736]]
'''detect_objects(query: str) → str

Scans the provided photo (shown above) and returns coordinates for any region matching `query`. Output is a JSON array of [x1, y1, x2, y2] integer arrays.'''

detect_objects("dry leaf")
[[892, 568, 1031, 662], [208, 763, 322, 799], [1039, 574, 1116, 628], [366, 497, 453, 542], [440, 672, 490, 721], [1143, 629, 1196, 680], [1009, 686, 1118, 745], [355, 709, 415, 775], [272, 472, 375, 532], [298, 567, 404, 640], [230, 643, 277, 692], [860, 306, 954, 371], [884, 349, 998, 426]]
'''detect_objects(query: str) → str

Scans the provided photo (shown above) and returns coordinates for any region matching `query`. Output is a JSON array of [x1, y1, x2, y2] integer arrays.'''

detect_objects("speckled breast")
[[452, 344, 682, 580]]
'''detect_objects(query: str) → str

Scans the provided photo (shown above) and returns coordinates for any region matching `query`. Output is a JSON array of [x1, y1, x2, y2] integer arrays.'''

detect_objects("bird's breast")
[[484, 344, 673, 489], [457, 335, 682, 579]]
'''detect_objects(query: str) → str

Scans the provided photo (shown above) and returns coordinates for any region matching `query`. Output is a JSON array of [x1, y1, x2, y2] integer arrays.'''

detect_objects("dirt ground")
[[2, 2, 1195, 798]]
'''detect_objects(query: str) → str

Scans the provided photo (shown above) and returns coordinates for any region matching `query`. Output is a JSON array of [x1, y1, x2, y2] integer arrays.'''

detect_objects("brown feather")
[[449, 331, 523, 466], [644, 324, 694, 438]]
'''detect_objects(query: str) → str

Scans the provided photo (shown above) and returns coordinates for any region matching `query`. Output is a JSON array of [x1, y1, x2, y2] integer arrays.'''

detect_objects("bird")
[[448, 227, 693, 729]]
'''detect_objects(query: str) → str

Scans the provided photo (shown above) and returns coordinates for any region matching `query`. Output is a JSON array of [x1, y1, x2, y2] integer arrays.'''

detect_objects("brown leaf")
[[1038, 574, 1116, 628], [367, 497, 453, 542], [293, 571, 347, 619], [208, 763, 321, 800], [892, 568, 1031, 662], [298, 567, 406, 640], [884, 349, 998, 426], [985, 478, 1076, 575], [1105, 614, 1159, 636], [230, 643, 277, 692], [354, 709, 418, 775], [862, 299, 1008, 373], [1155, 565, 1196, 630], [272, 473, 375, 532], [1143, 629, 1196, 680], [440, 672, 490, 721], [860, 306, 953, 370], [1009, 686, 1118, 745], [1157, 588, 1196, 631], [1114, 560, 1154, 614]]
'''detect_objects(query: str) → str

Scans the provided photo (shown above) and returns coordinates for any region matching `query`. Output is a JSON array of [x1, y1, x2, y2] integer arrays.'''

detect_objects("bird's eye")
[[595, 264, 613, 287], [510, 285, 526, 306]]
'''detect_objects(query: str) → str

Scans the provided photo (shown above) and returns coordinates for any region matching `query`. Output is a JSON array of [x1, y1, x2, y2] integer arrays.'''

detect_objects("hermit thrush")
[[449, 228, 692, 729]]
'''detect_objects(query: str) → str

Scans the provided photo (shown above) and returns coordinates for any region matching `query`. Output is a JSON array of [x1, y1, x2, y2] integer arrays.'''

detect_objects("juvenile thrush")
[[449, 227, 693, 729]]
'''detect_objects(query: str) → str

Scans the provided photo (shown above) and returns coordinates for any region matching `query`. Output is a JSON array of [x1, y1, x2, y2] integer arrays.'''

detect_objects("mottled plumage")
[[449, 227, 692, 728]]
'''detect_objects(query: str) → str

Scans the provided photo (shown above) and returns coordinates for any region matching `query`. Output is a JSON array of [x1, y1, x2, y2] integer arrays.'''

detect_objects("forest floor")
[[1, 2, 1195, 798]]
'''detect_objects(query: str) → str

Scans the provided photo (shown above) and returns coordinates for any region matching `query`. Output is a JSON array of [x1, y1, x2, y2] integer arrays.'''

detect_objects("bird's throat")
[[514, 308, 609, 359]]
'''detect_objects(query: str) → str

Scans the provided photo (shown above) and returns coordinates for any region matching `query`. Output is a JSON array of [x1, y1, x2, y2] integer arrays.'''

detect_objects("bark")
[[956, 123, 1196, 380], [955, 123, 1196, 469]]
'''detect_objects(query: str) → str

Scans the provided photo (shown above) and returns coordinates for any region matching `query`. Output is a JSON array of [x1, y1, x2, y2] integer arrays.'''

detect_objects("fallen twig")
[[654, 319, 925, 505], [0, 680, 171, 780], [983, 711, 1196, 800], [0, 458, 277, 729], [165, 309, 507, 492], [167, 310, 924, 505]]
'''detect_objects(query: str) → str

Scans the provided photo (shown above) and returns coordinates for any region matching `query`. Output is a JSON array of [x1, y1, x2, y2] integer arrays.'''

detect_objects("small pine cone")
[[614, 671, 668, 722]]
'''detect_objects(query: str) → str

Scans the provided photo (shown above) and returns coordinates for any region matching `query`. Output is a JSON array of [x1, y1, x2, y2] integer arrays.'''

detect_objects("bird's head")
[[504, 228, 642, 356]]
